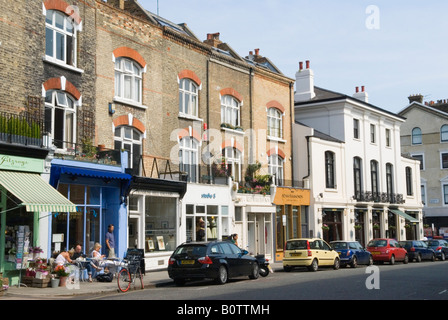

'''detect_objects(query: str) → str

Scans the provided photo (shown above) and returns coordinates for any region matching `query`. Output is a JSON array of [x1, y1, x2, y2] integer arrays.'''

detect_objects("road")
[[88, 260, 448, 301]]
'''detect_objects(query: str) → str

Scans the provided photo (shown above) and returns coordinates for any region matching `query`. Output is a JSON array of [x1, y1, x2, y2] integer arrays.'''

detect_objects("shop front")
[[273, 187, 310, 261], [0, 153, 76, 286], [128, 176, 187, 271], [49, 159, 131, 259], [182, 184, 233, 245]]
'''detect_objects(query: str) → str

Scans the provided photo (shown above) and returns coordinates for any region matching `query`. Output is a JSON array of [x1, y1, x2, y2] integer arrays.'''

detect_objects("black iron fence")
[[0, 111, 47, 147], [354, 191, 405, 204]]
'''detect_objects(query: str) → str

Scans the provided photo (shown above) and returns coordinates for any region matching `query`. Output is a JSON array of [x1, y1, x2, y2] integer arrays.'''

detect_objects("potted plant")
[[322, 224, 330, 231], [30, 246, 43, 260], [53, 265, 70, 287]]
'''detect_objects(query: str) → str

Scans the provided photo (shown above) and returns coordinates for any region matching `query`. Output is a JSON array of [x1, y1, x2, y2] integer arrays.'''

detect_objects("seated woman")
[[55, 249, 75, 265]]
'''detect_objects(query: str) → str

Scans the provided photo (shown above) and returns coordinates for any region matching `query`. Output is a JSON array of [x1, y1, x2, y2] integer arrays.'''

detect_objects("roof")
[[296, 87, 406, 122], [295, 121, 345, 143], [398, 101, 448, 120]]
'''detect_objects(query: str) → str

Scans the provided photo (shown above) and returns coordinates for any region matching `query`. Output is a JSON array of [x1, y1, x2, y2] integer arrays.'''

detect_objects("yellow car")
[[283, 238, 340, 272]]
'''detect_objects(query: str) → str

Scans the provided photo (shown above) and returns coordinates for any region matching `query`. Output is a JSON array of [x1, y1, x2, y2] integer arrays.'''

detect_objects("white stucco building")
[[293, 61, 424, 245]]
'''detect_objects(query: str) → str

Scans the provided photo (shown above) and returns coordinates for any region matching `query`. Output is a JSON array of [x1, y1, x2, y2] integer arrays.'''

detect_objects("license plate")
[[181, 260, 195, 265], [338, 252, 341, 255], [290, 253, 302, 257], [371, 252, 381, 255]]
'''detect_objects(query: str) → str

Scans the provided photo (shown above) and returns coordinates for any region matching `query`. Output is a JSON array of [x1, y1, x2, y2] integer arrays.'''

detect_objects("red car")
[[367, 238, 409, 265]]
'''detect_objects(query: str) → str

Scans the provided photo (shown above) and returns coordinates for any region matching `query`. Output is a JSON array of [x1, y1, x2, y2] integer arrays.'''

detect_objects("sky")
[[139, 0, 448, 114]]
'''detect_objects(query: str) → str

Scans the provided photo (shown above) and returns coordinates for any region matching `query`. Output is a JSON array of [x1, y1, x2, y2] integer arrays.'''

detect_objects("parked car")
[[168, 241, 259, 286], [398, 240, 435, 262], [283, 238, 340, 272], [366, 238, 409, 265], [425, 239, 448, 261], [330, 241, 373, 268]]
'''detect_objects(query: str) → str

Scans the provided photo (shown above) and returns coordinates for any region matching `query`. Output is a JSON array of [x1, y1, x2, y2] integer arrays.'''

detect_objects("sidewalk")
[[3, 263, 283, 299]]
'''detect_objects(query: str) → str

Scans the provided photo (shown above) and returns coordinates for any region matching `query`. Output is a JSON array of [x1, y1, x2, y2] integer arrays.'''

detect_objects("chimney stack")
[[204, 33, 222, 48], [353, 85, 369, 103], [295, 60, 316, 102], [408, 94, 424, 104]]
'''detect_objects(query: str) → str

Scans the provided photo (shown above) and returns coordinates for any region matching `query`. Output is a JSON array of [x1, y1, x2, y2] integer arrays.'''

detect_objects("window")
[[179, 79, 198, 117], [115, 57, 143, 104], [442, 125, 448, 142], [443, 185, 448, 205], [421, 185, 426, 206], [386, 163, 394, 196], [179, 137, 199, 183], [353, 119, 360, 139], [442, 153, 448, 169], [223, 147, 242, 182], [353, 157, 363, 197], [114, 126, 142, 171], [370, 124, 376, 143], [45, 90, 76, 150], [221, 95, 241, 128], [412, 154, 424, 170], [370, 160, 379, 196], [267, 108, 283, 138], [325, 151, 336, 189], [412, 127, 422, 145], [269, 155, 284, 186], [406, 167, 413, 196], [385, 128, 391, 147], [45, 10, 77, 66]]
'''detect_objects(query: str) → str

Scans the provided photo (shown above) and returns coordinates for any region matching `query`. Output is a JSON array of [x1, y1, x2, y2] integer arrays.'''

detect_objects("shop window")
[[45, 90, 77, 150], [144, 196, 177, 252], [185, 204, 228, 242]]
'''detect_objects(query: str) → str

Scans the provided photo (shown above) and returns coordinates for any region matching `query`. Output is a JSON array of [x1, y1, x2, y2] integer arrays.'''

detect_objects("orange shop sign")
[[273, 187, 310, 206]]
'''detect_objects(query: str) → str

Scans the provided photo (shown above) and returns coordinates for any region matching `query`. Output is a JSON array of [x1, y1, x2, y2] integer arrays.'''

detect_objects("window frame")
[[221, 95, 241, 128], [325, 151, 336, 189], [442, 125, 448, 142], [370, 124, 376, 144], [269, 154, 285, 186], [114, 126, 143, 171], [179, 136, 200, 183], [114, 57, 143, 105], [353, 157, 363, 197], [405, 166, 413, 196], [412, 127, 422, 145], [45, 10, 77, 67], [370, 160, 379, 196], [353, 119, 360, 140], [223, 147, 242, 182], [386, 163, 394, 196], [267, 108, 283, 139], [179, 78, 199, 118]]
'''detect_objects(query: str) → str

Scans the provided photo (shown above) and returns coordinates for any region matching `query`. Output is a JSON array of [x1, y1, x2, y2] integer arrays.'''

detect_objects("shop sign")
[[0, 154, 44, 173], [201, 193, 216, 200], [274, 187, 310, 206]]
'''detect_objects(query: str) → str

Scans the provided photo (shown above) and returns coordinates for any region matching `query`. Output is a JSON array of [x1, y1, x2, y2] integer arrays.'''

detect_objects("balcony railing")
[[53, 140, 122, 166], [354, 191, 405, 204], [0, 111, 47, 147]]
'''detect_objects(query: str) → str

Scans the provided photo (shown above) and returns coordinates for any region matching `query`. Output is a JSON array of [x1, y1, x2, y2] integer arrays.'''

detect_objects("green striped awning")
[[389, 209, 419, 223], [0, 170, 77, 213]]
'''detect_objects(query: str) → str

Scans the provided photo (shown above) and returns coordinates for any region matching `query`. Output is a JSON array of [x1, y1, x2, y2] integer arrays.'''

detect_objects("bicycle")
[[117, 249, 145, 293]]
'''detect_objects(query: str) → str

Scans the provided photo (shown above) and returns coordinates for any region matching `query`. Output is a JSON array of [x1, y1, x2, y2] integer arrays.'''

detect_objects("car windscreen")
[[427, 240, 440, 246], [286, 240, 308, 250], [367, 240, 387, 247], [399, 241, 412, 249], [173, 245, 207, 257], [331, 242, 348, 250]]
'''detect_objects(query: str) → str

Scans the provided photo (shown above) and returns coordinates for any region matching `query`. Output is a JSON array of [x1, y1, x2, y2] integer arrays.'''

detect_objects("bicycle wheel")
[[138, 268, 144, 290], [117, 268, 131, 293]]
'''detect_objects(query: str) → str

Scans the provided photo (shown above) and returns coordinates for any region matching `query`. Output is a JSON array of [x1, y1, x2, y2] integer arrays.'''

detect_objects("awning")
[[389, 209, 419, 223], [53, 165, 132, 181], [0, 171, 77, 212]]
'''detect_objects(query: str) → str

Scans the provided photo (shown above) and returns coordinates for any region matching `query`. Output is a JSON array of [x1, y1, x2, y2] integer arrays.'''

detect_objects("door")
[[128, 217, 139, 249], [248, 213, 271, 256], [220, 242, 240, 277]]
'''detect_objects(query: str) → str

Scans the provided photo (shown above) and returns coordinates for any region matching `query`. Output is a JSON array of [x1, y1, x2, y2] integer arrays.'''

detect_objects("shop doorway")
[[247, 213, 272, 258], [128, 217, 139, 249], [322, 210, 343, 243]]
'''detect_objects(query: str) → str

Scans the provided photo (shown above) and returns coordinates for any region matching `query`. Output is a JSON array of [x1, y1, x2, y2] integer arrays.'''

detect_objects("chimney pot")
[[306, 60, 310, 69], [361, 86, 365, 92], [299, 62, 303, 71], [356, 87, 359, 93], [255, 48, 260, 56]]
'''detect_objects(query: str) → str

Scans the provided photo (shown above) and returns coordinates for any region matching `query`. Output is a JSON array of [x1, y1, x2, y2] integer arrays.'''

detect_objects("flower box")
[[32, 277, 50, 288], [35, 271, 49, 279]]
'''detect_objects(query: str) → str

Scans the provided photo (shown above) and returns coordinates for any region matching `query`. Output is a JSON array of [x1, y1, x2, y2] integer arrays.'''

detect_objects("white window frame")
[[385, 128, 391, 147], [224, 147, 242, 182], [179, 79, 199, 118], [45, 10, 77, 67], [441, 125, 448, 142], [179, 136, 199, 183], [412, 127, 422, 145], [114, 126, 143, 170], [370, 124, 376, 144], [115, 57, 143, 105], [221, 95, 241, 128], [267, 108, 283, 139], [269, 155, 284, 186], [440, 151, 448, 169], [45, 90, 77, 151], [411, 153, 425, 171]]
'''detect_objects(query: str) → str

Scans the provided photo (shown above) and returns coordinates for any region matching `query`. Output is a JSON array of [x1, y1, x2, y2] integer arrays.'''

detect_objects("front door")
[[128, 217, 139, 249], [248, 213, 272, 257]]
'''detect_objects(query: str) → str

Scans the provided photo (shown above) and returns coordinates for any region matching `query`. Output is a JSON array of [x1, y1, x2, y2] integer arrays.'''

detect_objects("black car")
[[425, 239, 448, 261], [168, 241, 259, 286]]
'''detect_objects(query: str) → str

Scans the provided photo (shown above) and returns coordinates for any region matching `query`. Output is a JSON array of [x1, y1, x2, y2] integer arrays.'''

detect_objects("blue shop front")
[[49, 155, 131, 259]]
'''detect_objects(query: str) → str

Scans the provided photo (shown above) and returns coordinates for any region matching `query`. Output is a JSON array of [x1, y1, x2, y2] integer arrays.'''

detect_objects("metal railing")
[[53, 140, 122, 166], [0, 111, 47, 147], [354, 191, 405, 204]]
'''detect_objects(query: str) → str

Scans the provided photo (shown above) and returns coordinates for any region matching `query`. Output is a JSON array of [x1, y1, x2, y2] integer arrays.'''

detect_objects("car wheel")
[[431, 253, 436, 262], [403, 254, 409, 264], [390, 255, 395, 265], [368, 255, 374, 266], [307, 259, 318, 272], [174, 278, 186, 286], [350, 256, 358, 268], [283, 266, 292, 272], [216, 265, 228, 285], [441, 252, 446, 261], [249, 263, 259, 280], [333, 257, 340, 270], [416, 253, 422, 262]]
